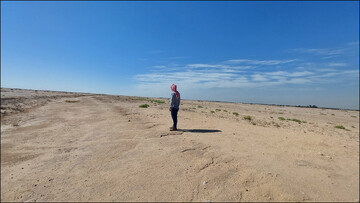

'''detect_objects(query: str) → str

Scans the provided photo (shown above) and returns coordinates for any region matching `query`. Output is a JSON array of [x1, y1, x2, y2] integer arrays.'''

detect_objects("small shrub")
[[274, 123, 280, 127], [65, 100, 79, 103], [302, 120, 307, 123], [210, 111, 215, 113], [291, 118, 302, 124], [270, 116, 273, 119], [351, 126, 355, 128], [278, 117, 285, 120], [223, 110, 228, 112], [153, 100, 165, 104], [243, 116, 252, 121], [216, 109, 221, 111], [198, 105, 203, 108], [320, 113, 326, 115], [334, 125, 346, 130], [251, 122, 256, 125], [139, 104, 149, 108], [331, 114, 335, 116], [233, 112, 239, 116], [351, 115, 357, 118]]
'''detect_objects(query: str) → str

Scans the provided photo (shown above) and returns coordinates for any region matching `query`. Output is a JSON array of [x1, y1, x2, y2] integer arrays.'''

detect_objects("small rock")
[[203, 181, 207, 185], [128, 120, 131, 122]]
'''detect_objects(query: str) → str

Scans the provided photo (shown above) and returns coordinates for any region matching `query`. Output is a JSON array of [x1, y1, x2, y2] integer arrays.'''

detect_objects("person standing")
[[169, 84, 180, 131]]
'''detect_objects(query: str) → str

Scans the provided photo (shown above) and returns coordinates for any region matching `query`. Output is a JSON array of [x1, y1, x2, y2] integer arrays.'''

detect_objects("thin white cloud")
[[187, 63, 252, 69], [290, 41, 359, 58], [262, 71, 313, 77], [134, 67, 349, 89], [346, 41, 359, 46], [291, 48, 345, 56], [225, 59, 297, 65], [317, 68, 337, 72], [288, 71, 313, 77], [328, 62, 347, 67], [252, 74, 268, 81], [134, 54, 357, 90], [287, 78, 310, 84]]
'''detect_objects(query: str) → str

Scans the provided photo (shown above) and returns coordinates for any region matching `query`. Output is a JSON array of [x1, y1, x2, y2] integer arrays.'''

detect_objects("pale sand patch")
[[1, 88, 359, 202]]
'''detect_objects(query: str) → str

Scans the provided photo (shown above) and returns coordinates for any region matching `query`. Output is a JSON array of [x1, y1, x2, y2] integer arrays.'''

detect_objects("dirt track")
[[1, 88, 359, 202]]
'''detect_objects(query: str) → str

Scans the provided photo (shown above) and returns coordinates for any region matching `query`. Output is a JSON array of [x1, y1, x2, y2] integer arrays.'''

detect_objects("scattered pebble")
[[203, 181, 207, 185]]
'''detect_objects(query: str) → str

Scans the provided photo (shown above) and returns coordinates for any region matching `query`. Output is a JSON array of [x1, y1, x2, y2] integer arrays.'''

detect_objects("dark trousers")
[[171, 107, 179, 129]]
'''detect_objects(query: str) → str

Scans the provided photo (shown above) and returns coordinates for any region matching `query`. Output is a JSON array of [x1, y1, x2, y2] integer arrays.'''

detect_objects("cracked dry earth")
[[1, 89, 359, 202]]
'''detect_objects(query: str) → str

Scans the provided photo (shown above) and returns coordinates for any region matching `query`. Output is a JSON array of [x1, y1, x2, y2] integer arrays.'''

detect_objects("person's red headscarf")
[[171, 84, 180, 98]]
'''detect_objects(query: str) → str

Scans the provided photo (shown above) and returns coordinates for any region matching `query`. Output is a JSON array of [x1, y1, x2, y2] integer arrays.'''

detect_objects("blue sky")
[[1, 1, 359, 109]]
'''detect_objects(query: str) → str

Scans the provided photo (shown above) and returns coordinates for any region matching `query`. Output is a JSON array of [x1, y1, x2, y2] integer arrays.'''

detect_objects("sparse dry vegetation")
[[243, 115, 252, 121], [139, 104, 149, 108], [334, 125, 346, 130]]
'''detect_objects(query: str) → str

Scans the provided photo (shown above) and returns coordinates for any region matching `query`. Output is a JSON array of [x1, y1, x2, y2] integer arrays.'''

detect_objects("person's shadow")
[[178, 129, 221, 133]]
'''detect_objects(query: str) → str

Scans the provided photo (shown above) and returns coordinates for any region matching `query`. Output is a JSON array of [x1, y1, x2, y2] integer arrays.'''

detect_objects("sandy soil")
[[1, 88, 359, 202]]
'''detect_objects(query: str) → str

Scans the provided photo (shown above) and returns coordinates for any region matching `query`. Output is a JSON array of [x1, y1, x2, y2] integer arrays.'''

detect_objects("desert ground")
[[1, 88, 359, 202]]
